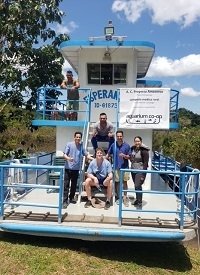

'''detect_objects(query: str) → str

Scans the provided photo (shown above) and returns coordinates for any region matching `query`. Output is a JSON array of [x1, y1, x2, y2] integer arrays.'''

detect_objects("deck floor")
[[3, 180, 193, 229], [1, 175, 198, 242]]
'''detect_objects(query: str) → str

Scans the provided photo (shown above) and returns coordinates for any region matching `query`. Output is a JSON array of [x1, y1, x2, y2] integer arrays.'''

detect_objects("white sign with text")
[[119, 88, 170, 129]]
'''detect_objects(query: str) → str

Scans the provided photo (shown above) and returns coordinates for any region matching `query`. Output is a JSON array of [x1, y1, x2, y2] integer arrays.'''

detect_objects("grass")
[[0, 233, 200, 275]]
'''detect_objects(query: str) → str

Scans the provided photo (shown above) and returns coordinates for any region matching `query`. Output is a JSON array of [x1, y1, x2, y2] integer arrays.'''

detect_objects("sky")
[[54, 0, 200, 115]]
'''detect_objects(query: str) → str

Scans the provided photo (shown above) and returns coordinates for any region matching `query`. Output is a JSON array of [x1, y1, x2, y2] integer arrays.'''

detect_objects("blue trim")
[[0, 223, 185, 241], [137, 80, 162, 87], [60, 40, 155, 50], [170, 122, 179, 129], [32, 120, 86, 127]]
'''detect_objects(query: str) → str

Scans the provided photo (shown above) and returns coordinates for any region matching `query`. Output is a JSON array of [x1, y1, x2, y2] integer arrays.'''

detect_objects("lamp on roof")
[[104, 20, 114, 41]]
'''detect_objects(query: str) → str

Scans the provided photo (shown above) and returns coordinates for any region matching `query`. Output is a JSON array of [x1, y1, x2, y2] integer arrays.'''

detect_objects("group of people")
[[58, 71, 150, 209], [62, 115, 150, 210]]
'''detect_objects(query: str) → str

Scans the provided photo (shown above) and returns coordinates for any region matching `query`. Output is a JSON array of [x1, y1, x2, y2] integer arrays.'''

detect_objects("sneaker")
[[84, 200, 92, 208], [62, 200, 69, 209], [69, 199, 77, 204], [123, 197, 129, 207], [115, 199, 120, 205], [133, 200, 142, 207], [104, 200, 111, 210]]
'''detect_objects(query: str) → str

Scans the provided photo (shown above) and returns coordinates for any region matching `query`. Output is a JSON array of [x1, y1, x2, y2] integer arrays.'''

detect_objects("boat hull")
[[0, 221, 196, 242]]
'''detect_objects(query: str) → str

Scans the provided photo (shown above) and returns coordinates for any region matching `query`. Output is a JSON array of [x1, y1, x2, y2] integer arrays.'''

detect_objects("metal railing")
[[119, 168, 200, 229], [0, 163, 64, 223], [170, 89, 179, 123], [152, 151, 179, 171], [35, 87, 91, 123]]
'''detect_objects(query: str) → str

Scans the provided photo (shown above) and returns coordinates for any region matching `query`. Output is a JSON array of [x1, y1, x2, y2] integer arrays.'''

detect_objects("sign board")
[[119, 88, 170, 129], [82, 88, 118, 122]]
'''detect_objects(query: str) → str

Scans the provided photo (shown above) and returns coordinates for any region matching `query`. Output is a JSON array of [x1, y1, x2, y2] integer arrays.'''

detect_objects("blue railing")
[[0, 151, 86, 210], [152, 151, 179, 171], [152, 151, 196, 193], [34, 86, 91, 123], [34, 87, 179, 126], [1, 161, 199, 228], [119, 168, 200, 229], [170, 89, 179, 123], [0, 163, 64, 223]]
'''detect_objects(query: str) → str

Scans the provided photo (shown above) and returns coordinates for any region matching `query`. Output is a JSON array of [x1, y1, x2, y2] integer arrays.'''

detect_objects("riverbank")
[[0, 127, 56, 161]]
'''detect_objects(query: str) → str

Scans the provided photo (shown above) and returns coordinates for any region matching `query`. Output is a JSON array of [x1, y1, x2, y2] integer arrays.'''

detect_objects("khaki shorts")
[[114, 169, 130, 182]]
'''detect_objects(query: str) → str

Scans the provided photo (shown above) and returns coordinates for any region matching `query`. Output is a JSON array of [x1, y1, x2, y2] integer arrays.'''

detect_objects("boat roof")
[[60, 40, 155, 78]]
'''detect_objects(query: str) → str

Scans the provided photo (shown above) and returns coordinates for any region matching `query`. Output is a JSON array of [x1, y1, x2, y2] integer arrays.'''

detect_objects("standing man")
[[63, 132, 92, 208], [84, 147, 113, 210], [60, 70, 80, 120], [106, 130, 131, 207], [91, 113, 114, 154]]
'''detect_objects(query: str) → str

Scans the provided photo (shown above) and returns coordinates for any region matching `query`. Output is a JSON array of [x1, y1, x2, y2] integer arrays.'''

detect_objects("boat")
[[0, 21, 199, 242]]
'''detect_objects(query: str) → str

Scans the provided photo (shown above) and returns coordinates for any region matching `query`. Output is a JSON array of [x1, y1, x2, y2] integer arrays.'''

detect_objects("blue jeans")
[[91, 135, 114, 151]]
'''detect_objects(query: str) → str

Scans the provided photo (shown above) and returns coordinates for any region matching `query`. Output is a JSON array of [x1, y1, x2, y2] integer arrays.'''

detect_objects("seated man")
[[91, 113, 114, 154], [84, 147, 113, 210]]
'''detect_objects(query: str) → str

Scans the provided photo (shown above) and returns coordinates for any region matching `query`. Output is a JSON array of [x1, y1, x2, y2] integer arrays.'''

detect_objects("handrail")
[[119, 168, 200, 229], [152, 151, 180, 171], [1, 162, 199, 229], [78, 122, 90, 200], [0, 163, 64, 223], [77, 89, 92, 200], [35, 86, 91, 122], [170, 89, 179, 123]]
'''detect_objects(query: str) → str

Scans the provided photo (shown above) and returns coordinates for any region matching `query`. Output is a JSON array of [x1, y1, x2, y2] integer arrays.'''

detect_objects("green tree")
[[0, 0, 68, 110], [153, 128, 200, 169], [179, 108, 200, 127], [0, 0, 69, 158]]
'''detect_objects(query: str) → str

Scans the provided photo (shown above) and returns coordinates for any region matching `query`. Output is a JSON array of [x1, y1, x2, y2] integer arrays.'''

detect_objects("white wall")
[[78, 48, 137, 122], [56, 126, 86, 156]]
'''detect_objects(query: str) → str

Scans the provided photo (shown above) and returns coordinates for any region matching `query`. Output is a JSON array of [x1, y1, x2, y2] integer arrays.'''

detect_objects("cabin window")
[[87, 63, 127, 85], [114, 64, 127, 84], [101, 64, 113, 84], [87, 64, 100, 84]]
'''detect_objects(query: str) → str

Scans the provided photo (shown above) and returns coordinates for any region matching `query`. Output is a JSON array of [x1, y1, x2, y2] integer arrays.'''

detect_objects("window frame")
[[87, 63, 127, 85]]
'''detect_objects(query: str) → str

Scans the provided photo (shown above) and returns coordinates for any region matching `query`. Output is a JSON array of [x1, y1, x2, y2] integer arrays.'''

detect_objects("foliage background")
[[153, 108, 200, 169]]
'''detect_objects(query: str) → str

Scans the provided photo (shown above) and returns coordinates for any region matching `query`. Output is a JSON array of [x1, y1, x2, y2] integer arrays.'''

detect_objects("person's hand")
[[60, 83, 66, 89], [119, 152, 125, 158], [87, 155, 94, 161], [108, 132, 113, 137], [68, 156, 73, 162]]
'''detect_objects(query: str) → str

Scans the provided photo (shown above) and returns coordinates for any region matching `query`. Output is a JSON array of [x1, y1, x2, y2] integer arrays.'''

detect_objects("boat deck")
[[3, 187, 181, 222], [1, 163, 199, 242], [1, 176, 197, 242]]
